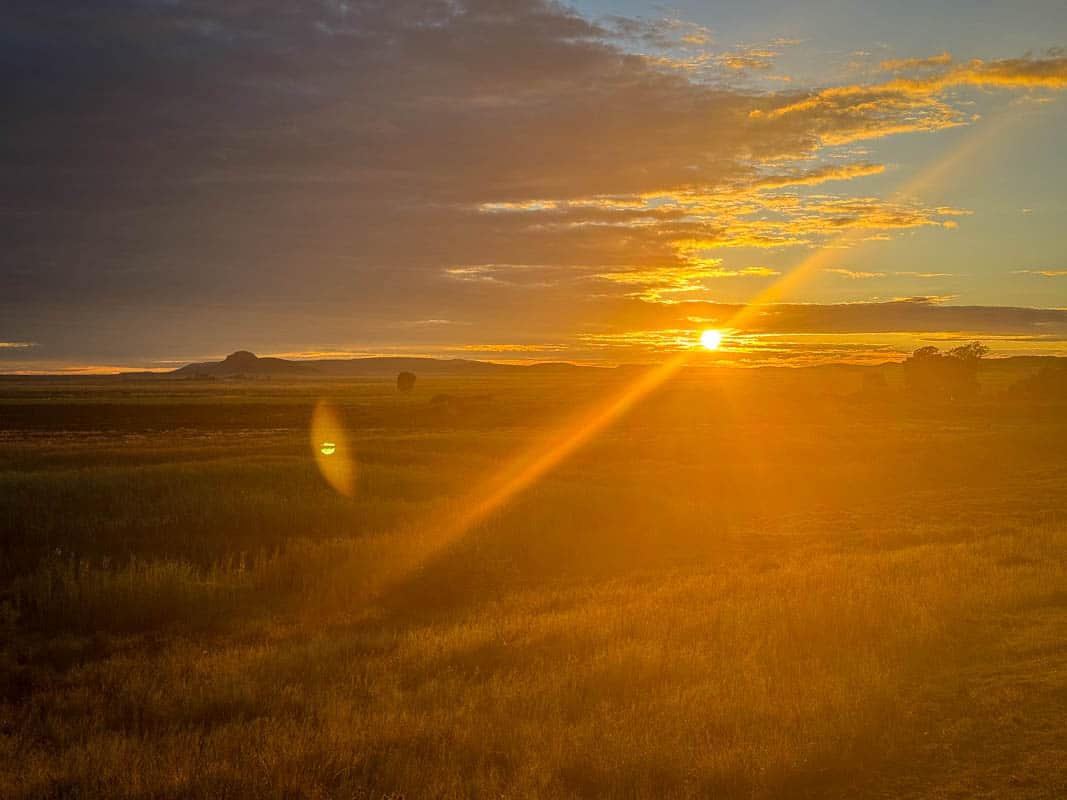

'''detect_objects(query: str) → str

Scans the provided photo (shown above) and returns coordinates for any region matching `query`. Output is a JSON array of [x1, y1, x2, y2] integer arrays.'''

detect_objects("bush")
[[902, 341, 987, 401]]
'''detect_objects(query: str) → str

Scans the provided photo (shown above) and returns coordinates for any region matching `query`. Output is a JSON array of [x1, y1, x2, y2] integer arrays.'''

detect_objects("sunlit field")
[[8, 0, 1067, 794], [1, 368, 1065, 799]]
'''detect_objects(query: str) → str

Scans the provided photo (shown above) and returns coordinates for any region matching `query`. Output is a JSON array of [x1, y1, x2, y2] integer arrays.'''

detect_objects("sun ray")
[[331, 112, 1028, 607], [724, 111, 1018, 332], [440, 352, 690, 540]]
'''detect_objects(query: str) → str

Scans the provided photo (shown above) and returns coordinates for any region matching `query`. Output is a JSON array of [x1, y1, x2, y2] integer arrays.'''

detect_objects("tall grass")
[[4, 522, 1064, 798], [3, 375, 1067, 797]]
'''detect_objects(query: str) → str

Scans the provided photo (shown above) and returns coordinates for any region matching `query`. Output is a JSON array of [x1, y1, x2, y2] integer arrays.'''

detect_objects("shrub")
[[902, 341, 987, 401]]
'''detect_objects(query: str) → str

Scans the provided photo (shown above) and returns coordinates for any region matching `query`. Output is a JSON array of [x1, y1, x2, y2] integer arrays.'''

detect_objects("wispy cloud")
[[716, 48, 779, 72], [754, 52, 1067, 145], [596, 263, 781, 301], [603, 15, 713, 49], [458, 343, 569, 353], [1013, 269, 1067, 277], [824, 268, 886, 279], [880, 53, 952, 72], [3, 364, 170, 376], [891, 295, 957, 304], [393, 319, 468, 328], [751, 162, 886, 189]]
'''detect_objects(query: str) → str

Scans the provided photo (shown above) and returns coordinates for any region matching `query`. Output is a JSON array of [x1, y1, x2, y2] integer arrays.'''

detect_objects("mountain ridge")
[[163, 351, 598, 378], [7, 351, 1060, 379]]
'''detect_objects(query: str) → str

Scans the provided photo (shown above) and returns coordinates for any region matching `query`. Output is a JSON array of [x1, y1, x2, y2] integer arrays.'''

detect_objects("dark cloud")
[[2, 1, 1066, 365], [598, 297, 1067, 338], [3, 1, 757, 311]]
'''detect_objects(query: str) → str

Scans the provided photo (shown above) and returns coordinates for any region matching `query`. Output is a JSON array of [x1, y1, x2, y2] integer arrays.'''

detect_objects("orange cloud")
[[752, 162, 886, 189], [459, 343, 569, 352], [12, 0, 1067, 367], [753, 54, 1067, 147], [824, 268, 885, 279], [959, 56, 1067, 88], [891, 295, 957, 303], [880, 53, 952, 72], [717, 49, 778, 71], [595, 261, 781, 301]]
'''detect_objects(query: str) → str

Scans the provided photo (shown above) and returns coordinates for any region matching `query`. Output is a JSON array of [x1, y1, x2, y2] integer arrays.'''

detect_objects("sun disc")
[[700, 329, 723, 351]]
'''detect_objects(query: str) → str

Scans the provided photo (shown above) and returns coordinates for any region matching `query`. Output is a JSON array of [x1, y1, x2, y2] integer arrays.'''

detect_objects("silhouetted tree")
[[947, 341, 989, 362], [397, 371, 416, 393], [903, 341, 987, 401]]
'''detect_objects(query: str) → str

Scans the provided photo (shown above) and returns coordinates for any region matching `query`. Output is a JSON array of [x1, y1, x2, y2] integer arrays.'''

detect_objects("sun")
[[699, 329, 723, 351]]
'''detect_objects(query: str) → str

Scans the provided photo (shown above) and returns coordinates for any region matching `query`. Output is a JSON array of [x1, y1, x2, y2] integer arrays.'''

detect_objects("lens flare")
[[310, 401, 355, 496], [327, 114, 1036, 616]]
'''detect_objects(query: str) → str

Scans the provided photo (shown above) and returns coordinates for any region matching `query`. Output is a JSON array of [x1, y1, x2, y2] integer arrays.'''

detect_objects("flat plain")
[[1, 368, 1066, 798]]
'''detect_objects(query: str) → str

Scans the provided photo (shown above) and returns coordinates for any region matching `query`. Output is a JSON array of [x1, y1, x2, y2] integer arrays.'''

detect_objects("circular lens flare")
[[699, 329, 723, 351], [311, 401, 355, 496]]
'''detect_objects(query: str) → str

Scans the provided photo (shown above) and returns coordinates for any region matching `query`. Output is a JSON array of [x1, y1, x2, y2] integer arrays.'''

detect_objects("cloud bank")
[[2, 2, 1066, 365]]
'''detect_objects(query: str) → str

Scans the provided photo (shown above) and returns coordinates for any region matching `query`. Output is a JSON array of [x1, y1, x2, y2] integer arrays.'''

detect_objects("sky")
[[3, 0, 1067, 372]]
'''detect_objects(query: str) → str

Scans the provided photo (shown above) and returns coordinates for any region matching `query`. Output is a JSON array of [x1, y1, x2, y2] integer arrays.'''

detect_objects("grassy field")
[[2, 369, 1066, 798]]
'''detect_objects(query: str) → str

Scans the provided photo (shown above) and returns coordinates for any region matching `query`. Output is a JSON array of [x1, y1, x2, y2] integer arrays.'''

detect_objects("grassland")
[[1, 369, 1066, 798]]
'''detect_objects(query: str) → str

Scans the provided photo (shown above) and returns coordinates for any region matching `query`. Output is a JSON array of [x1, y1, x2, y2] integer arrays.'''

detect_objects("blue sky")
[[577, 0, 1067, 65], [573, 0, 1067, 306]]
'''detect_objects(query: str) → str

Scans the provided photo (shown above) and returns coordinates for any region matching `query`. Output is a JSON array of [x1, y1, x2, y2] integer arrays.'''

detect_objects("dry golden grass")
[[2, 372, 1066, 798]]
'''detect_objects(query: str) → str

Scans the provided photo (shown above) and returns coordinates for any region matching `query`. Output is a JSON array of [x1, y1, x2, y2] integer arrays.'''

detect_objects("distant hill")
[[170, 350, 319, 378], [160, 351, 597, 379], [26, 350, 1065, 381]]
